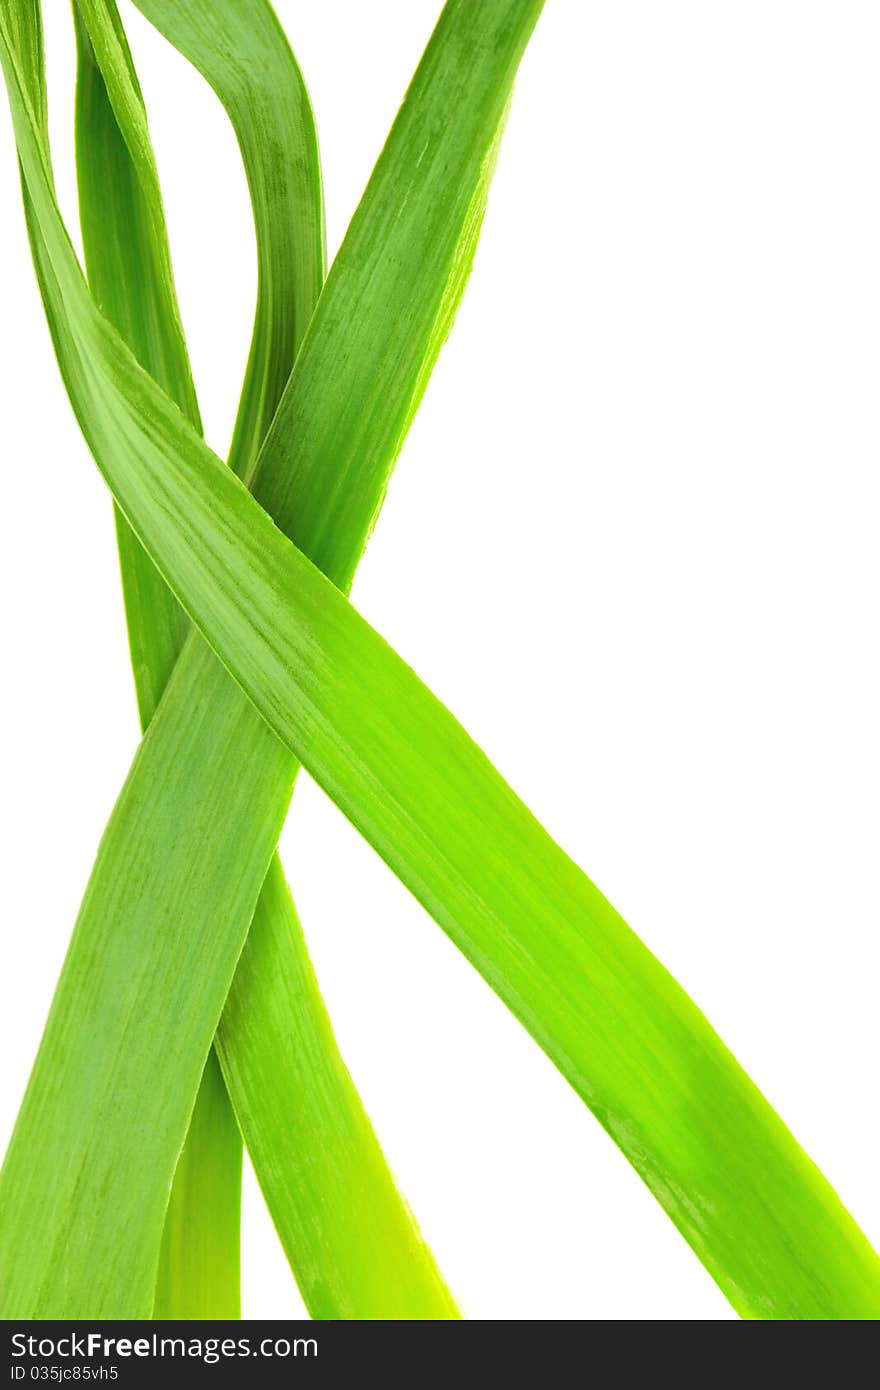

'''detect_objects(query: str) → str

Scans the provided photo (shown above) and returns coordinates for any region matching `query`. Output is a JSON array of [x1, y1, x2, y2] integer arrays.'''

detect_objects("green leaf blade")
[[153, 1052, 242, 1321], [129, 0, 326, 482], [74, 4, 197, 726], [219, 857, 459, 1320]]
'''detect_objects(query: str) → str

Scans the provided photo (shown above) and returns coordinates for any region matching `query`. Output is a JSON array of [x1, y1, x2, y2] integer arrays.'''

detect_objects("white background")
[[2, 0, 880, 1321]]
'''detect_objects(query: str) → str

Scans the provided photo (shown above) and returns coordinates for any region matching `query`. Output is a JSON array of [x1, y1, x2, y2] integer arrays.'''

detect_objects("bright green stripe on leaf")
[[75, 3, 241, 1318]]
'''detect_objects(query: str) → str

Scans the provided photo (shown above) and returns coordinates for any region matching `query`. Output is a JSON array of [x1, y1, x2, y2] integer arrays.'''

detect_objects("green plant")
[[0, 0, 878, 1321]]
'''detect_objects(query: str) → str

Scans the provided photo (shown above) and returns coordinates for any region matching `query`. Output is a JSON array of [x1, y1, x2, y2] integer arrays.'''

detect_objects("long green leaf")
[[219, 856, 459, 1320], [74, 3, 240, 1318], [0, 0, 522, 1317], [6, 0, 878, 1319], [130, 0, 324, 485], [152, 1051, 241, 1319], [72, 0, 457, 1319], [74, 3, 198, 726]]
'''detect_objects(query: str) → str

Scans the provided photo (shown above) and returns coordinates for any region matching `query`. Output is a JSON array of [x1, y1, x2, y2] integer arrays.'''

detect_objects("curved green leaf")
[[74, 3, 198, 726], [74, 4, 240, 1318], [219, 856, 459, 1320], [130, 0, 324, 484]]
